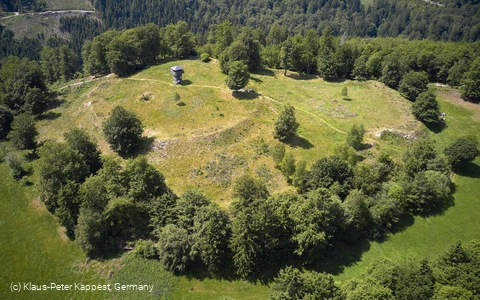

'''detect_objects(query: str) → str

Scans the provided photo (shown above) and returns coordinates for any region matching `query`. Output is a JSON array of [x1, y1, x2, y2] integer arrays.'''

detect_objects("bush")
[[103, 106, 143, 155], [200, 53, 210, 62], [444, 138, 479, 168], [133, 239, 158, 259]]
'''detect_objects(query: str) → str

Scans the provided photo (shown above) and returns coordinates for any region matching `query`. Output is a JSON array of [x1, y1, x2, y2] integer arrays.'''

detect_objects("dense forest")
[[94, 0, 480, 42]]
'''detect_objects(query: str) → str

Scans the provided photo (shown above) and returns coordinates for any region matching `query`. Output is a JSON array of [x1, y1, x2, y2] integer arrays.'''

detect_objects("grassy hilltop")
[[2, 58, 480, 299], [37, 59, 419, 205]]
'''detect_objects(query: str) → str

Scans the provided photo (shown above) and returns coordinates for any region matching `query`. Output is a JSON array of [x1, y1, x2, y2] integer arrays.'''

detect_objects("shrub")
[[200, 53, 210, 62]]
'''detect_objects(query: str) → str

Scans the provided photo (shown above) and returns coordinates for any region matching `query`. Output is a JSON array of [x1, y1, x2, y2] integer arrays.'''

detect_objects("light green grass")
[[0, 164, 109, 299]]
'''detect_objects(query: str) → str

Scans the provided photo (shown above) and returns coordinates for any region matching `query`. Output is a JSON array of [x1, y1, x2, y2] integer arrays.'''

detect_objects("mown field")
[[0, 164, 109, 299], [3, 58, 480, 299]]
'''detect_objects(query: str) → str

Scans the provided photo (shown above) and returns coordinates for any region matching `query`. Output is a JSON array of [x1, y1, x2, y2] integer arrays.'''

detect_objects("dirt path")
[[58, 74, 113, 90]]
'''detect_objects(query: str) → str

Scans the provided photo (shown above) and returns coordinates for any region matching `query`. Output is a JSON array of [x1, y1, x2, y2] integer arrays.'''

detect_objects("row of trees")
[[270, 239, 480, 299], [82, 22, 195, 77]]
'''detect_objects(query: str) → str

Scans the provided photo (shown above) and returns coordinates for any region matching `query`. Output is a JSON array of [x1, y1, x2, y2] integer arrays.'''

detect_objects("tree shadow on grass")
[[37, 111, 61, 121], [47, 98, 65, 110], [307, 239, 372, 276], [286, 135, 314, 149], [453, 162, 480, 178], [252, 68, 275, 77], [251, 77, 263, 83], [232, 91, 259, 100], [425, 121, 447, 134], [287, 73, 318, 81], [124, 137, 156, 158]]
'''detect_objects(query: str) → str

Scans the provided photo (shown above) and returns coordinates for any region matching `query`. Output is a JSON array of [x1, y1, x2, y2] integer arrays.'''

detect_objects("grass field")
[[4, 58, 480, 299], [0, 164, 109, 299]]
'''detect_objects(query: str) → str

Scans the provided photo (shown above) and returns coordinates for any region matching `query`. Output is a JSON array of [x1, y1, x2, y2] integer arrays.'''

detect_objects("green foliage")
[[343, 189, 370, 239], [103, 106, 143, 155], [280, 152, 296, 181], [133, 239, 159, 259], [346, 124, 365, 150], [230, 209, 262, 278], [444, 138, 479, 168], [367, 183, 406, 231], [40, 45, 77, 83], [404, 139, 439, 178], [290, 189, 345, 262], [156, 224, 196, 273], [0, 56, 48, 115], [412, 91, 441, 124], [225, 61, 249, 91], [75, 207, 110, 258], [461, 57, 480, 99], [37, 141, 89, 212], [300, 156, 353, 197], [175, 189, 210, 232], [408, 171, 452, 213], [0, 106, 13, 141], [398, 71, 429, 101], [200, 53, 210, 62], [4, 152, 28, 181], [64, 128, 102, 174], [8, 113, 38, 150], [335, 143, 358, 166], [273, 104, 299, 142], [231, 174, 269, 213], [163, 21, 196, 59], [55, 181, 80, 238], [271, 142, 285, 167], [104, 196, 149, 237], [193, 204, 231, 274], [124, 156, 169, 204], [270, 266, 339, 300]]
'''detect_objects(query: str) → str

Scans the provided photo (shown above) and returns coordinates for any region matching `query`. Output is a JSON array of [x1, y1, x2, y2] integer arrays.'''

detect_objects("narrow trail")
[[58, 74, 113, 90]]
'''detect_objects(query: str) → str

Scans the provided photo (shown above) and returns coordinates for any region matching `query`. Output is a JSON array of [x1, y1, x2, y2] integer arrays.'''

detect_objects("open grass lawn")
[[0, 164, 109, 299], [5, 59, 480, 299]]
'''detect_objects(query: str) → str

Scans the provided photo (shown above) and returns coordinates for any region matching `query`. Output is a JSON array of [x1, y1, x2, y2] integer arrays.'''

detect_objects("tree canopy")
[[103, 106, 143, 156]]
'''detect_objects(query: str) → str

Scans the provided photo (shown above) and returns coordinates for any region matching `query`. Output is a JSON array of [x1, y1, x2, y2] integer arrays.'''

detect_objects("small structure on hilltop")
[[170, 65, 184, 84]]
